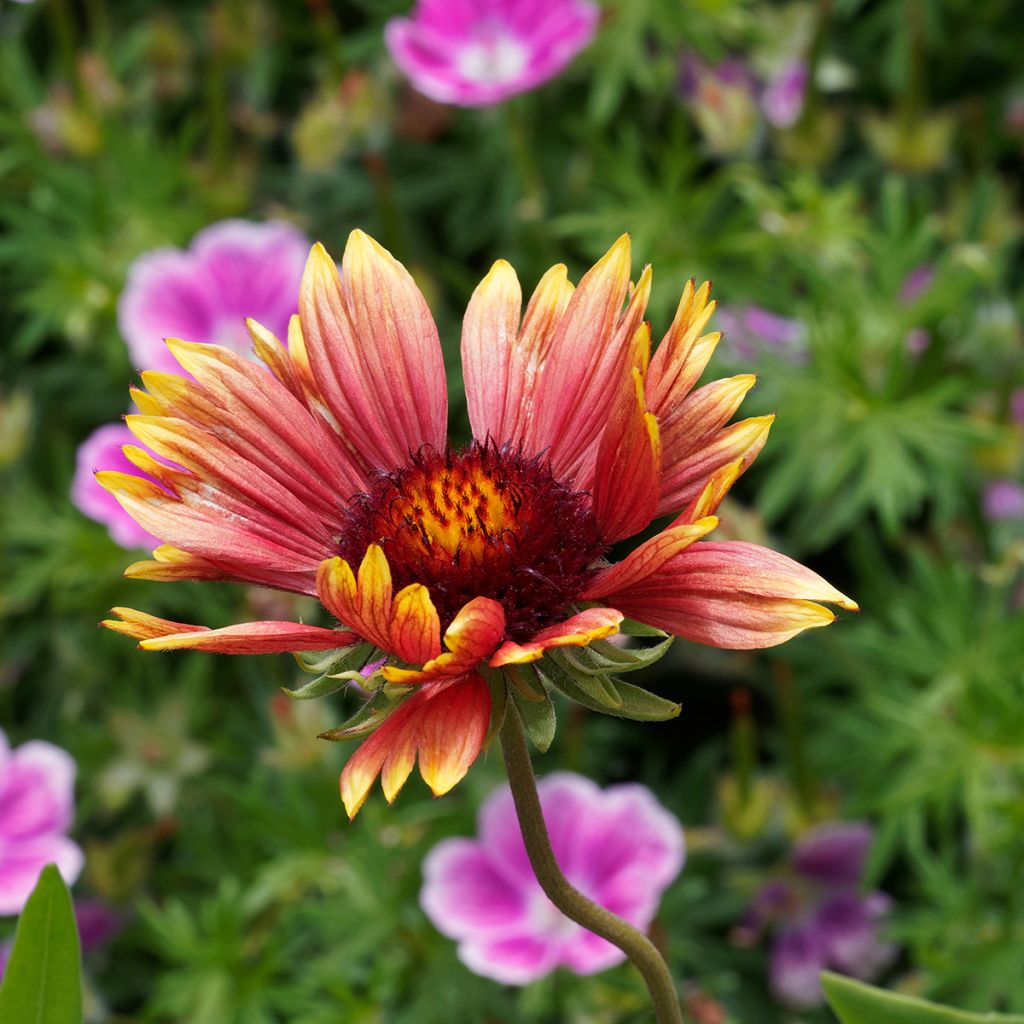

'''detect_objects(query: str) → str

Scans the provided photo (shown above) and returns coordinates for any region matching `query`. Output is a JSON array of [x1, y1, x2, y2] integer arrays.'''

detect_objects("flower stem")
[[499, 703, 684, 1024]]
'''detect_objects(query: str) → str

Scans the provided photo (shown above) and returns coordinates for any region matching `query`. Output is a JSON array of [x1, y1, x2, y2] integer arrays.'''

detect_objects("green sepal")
[[283, 642, 377, 700], [511, 684, 557, 753], [547, 651, 623, 708], [505, 663, 548, 701], [822, 972, 1024, 1024], [292, 643, 363, 675], [318, 686, 410, 742], [553, 635, 673, 676], [543, 659, 681, 722], [616, 618, 671, 638], [481, 671, 510, 749]]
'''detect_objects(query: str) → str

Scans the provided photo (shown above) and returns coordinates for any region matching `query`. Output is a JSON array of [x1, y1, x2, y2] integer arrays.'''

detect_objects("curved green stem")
[[499, 703, 683, 1024]]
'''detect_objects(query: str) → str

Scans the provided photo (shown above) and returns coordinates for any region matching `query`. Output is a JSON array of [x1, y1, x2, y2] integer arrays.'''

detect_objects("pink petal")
[[0, 741, 76, 840], [459, 933, 562, 985], [420, 838, 529, 937], [71, 423, 163, 550], [0, 836, 84, 916]]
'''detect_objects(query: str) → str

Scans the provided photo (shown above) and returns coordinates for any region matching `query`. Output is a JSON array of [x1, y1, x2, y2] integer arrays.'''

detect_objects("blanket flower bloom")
[[118, 219, 310, 375], [385, 0, 599, 107], [99, 230, 856, 817], [421, 772, 684, 983], [0, 729, 83, 916]]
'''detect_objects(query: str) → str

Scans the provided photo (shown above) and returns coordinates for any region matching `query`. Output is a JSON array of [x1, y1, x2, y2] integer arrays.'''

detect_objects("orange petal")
[[384, 597, 505, 684], [599, 540, 857, 650], [461, 259, 523, 445], [523, 235, 635, 482], [340, 675, 491, 818], [418, 674, 491, 796], [103, 609, 355, 653], [490, 607, 624, 667], [582, 515, 719, 599], [299, 234, 447, 472], [591, 368, 662, 543], [657, 415, 774, 517], [316, 549, 443, 664]]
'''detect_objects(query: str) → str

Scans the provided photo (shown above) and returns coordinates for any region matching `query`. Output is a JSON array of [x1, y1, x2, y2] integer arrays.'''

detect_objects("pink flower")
[[385, 0, 599, 108], [761, 61, 808, 129], [118, 219, 310, 375], [0, 729, 83, 917], [72, 423, 163, 549], [741, 822, 896, 1010], [717, 304, 807, 364], [984, 479, 1024, 522], [898, 264, 935, 304], [420, 772, 684, 984]]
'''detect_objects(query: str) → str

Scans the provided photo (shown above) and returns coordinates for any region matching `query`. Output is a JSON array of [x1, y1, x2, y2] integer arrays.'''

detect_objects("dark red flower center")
[[338, 441, 606, 640]]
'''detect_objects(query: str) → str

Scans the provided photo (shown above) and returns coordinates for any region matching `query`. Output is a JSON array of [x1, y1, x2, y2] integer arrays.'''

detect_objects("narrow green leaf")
[[0, 863, 82, 1024], [608, 679, 682, 722], [617, 618, 670, 638], [546, 653, 623, 709], [284, 643, 377, 699], [512, 688, 557, 753], [822, 972, 1024, 1024], [291, 641, 374, 679], [319, 690, 405, 742]]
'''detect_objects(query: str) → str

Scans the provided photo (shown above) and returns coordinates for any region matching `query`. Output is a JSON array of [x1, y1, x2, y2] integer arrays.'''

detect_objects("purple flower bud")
[[899, 264, 935, 304]]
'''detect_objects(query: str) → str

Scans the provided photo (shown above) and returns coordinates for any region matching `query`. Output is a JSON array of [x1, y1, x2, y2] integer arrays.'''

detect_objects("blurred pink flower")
[[0, 729, 83, 917], [385, 0, 599, 108], [420, 772, 684, 984], [1010, 388, 1024, 425], [899, 264, 935, 304], [118, 219, 310, 375], [740, 822, 896, 1010], [761, 61, 808, 129], [717, 304, 807, 364], [984, 479, 1024, 522], [72, 422, 162, 549]]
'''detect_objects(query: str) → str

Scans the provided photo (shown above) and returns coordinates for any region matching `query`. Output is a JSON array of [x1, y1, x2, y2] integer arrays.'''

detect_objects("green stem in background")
[[499, 703, 684, 1024], [47, 0, 80, 94], [772, 664, 817, 819], [795, 0, 832, 129], [502, 100, 546, 224], [729, 688, 756, 806]]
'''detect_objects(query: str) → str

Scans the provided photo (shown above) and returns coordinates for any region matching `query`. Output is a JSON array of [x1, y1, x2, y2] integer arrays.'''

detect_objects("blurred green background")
[[1, 0, 1023, 1021]]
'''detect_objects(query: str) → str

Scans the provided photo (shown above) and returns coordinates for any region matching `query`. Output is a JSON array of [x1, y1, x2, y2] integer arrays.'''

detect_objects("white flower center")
[[456, 32, 529, 85]]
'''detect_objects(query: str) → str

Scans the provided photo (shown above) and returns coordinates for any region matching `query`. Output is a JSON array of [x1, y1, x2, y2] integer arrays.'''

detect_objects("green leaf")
[[616, 617, 671, 638], [821, 972, 1024, 1024], [284, 643, 377, 700], [543, 662, 681, 722], [0, 864, 82, 1024], [319, 689, 406, 742], [291, 641, 374, 678], [511, 687, 557, 753]]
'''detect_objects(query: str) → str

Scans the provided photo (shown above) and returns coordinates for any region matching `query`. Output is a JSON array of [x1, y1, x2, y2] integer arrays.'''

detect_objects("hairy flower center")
[[338, 442, 606, 640]]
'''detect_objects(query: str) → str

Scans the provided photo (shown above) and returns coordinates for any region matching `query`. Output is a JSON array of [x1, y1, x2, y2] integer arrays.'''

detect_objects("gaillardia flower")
[[99, 231, 855, 817]]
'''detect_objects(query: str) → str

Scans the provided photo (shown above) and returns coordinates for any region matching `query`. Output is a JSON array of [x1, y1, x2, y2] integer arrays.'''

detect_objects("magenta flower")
[[72, 422, 162, 549], [984, 479, 1024, 522], [898, 264, 935, 304], [384, 0, 599, 108], [740, 822, 896, 1010], [0, 729, 83, 917], [118, 219, 310, 375], [420, 772, 684, 984], [761, 60, 808, 129], [1010, 388, 1024, 425], [717, 304, 807, 364]]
